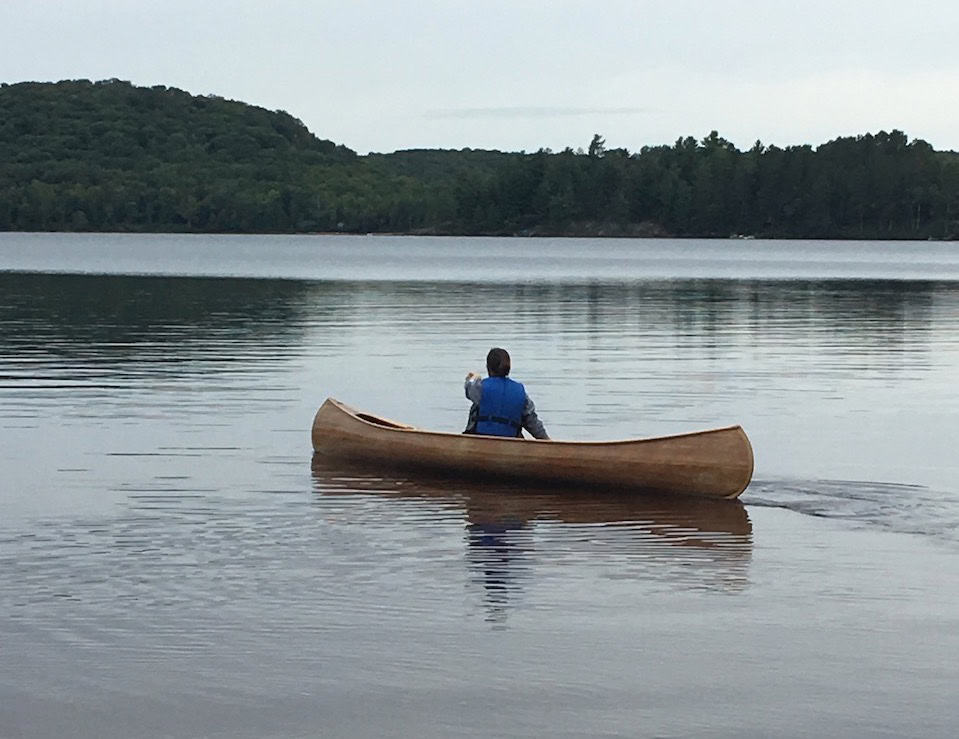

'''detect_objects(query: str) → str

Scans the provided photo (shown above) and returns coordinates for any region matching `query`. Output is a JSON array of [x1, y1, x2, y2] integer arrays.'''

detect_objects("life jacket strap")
[[477, 414, 522, 430]]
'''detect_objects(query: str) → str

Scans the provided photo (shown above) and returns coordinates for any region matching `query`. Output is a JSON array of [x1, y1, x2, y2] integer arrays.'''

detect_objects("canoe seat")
[[356, 412, 412, 430]]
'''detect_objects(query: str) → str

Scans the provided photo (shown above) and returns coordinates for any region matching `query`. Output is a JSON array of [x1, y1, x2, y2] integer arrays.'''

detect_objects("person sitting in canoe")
[[464, 347, 550, 439]]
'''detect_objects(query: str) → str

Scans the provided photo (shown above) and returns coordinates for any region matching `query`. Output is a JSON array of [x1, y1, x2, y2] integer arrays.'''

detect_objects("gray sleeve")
[[465, 377, 483, 404], [463, 377, 482, 434], [522, 394, 550, 440]]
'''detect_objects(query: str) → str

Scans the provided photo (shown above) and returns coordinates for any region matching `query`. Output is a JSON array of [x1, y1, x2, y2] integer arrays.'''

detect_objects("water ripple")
[[744, 478, 959, 544]]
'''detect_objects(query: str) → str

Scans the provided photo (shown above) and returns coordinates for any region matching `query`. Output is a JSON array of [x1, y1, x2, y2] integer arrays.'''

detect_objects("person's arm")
[[522, 394, 550, 440], [464, 372, 483, 403], [463, 373, 482, 434]]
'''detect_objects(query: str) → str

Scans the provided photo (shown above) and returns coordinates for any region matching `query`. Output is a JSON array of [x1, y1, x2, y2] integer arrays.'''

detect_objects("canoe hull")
[[311, 398, 754, 499]]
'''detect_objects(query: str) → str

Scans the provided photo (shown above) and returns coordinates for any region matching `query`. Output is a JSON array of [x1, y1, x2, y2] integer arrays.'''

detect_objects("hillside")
[[0, 79, 423, 232], [2, 80, 958, 239]]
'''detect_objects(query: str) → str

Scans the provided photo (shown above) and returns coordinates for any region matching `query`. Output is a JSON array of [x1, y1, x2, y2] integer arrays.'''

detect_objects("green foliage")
[[1, 80, 958, 239], [0, 79, 415, 233]]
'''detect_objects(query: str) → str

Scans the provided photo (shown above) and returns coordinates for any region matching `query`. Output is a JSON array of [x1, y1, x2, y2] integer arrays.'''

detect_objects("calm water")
[[2, 233, 958, 738]]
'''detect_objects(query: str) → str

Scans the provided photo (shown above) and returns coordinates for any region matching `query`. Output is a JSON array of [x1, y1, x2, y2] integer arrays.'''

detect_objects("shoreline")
[[1, 229, 956, 242]]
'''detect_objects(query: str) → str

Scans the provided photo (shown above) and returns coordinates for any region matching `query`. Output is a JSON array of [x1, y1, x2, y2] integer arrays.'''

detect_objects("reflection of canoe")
[[311, 456, 753, 604], [311, 397, 754, 499], [310, 454, 752, 541]]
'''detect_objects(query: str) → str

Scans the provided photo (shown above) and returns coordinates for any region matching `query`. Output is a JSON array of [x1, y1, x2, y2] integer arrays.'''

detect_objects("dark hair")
[[486, 347, 511, 377]]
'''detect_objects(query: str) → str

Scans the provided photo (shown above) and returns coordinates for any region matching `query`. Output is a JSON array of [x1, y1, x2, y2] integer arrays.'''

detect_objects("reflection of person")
[[466, 520, 526, 623], [464, 347, 549, 439]]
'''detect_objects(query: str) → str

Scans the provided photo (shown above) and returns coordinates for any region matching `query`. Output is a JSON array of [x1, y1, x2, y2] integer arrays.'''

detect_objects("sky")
[[2, 0, 957, 155]]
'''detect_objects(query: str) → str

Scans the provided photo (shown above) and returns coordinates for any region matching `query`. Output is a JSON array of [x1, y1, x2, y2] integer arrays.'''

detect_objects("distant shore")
[[3, 80, 959, 242], [2, 227, 956, 241]]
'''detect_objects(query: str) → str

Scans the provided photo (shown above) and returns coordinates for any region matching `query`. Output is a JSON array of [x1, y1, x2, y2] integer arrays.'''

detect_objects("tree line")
[[2, 79, 958, 239]]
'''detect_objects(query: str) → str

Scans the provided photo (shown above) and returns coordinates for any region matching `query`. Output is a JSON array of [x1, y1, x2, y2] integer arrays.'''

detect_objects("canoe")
[[310, 397, 754, 499]]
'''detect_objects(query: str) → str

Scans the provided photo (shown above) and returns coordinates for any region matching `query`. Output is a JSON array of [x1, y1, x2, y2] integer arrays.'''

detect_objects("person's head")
[[486, 347, 511, 377]]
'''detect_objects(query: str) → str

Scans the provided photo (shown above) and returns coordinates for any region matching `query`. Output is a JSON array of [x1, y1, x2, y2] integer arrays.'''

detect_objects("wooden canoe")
[[311, 397, 754, 499]]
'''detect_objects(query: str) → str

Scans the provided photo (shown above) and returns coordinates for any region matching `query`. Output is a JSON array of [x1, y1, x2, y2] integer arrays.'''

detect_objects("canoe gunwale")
[[325, 397, 748, 449]]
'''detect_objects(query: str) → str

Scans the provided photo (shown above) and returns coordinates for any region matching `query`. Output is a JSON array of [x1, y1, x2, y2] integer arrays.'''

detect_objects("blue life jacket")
[[476, 376, 526, 437]]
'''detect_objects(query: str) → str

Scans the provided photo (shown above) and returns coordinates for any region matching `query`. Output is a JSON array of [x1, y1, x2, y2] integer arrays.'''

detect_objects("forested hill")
[[2, 79, 958, 239]]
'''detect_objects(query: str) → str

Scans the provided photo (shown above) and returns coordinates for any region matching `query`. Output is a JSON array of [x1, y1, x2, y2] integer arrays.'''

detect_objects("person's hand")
[[466, 371, 481, 381]]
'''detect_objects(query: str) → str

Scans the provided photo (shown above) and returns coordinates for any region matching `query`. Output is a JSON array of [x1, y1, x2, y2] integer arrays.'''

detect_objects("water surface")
[[2, 234, 958, 737]]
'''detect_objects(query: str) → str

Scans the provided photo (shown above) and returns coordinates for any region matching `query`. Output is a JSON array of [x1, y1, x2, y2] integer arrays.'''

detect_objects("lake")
[[2, 233, 958, 738]]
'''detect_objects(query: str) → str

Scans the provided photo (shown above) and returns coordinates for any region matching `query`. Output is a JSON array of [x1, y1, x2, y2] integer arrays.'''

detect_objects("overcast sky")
[[2, 0, 957, 154]]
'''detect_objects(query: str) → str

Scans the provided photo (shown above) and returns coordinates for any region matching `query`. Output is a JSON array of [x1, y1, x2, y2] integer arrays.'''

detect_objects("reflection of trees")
[[741, 279, 938, 357], [311, 456, 753, 621], [6, 274, 940, 368], [292, 278, 943, 359], [0, 273, 318, 369]]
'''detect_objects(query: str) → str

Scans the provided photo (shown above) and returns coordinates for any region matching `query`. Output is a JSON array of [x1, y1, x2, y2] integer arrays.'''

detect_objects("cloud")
[[425, 106, 652, 119]]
